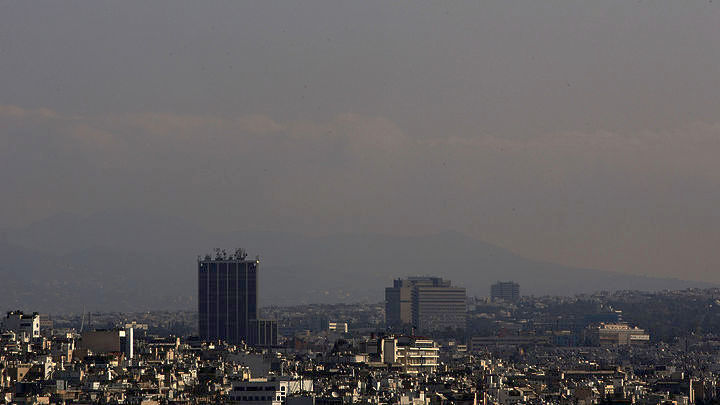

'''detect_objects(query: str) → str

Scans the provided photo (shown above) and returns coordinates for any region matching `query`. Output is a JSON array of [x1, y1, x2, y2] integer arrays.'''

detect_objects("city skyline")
[[1, 223, 716, 314], [5, 287, 720, 403], [2, 1, 720, 403]]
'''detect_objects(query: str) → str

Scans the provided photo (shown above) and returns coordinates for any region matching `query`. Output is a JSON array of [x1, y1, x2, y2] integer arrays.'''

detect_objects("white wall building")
[[3, 311, 40, 341], [328, 322, 348, 333], [381, 336, 439, 374]]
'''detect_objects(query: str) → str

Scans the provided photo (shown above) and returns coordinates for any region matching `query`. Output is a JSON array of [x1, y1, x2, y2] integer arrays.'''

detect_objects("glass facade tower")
[[198, 251, 258, 345]]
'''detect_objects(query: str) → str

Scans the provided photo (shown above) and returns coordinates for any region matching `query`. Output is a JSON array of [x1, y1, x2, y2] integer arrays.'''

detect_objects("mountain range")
[[0, 211, 714, 314]]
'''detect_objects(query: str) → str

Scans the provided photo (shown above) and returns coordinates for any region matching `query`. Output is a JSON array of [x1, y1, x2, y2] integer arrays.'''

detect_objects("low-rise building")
[[381, 336, 439, 374], [327, 322, 348, 333], [586, 323, 650, 346], [3, 311, 40, 341], [470, 334, 550, 351]]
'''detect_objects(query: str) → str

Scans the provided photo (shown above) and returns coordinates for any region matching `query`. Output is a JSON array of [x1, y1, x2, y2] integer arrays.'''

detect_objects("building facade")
[[469, 335, 551, 351], [381, 336, 440, 374], [198, 249, 277, 346], [229, 379, 288, 405], [586, 323, 650, 346], [229, 377, 313, 405], [327, 322, 348, 333], [491, 281, 520, 303], [248, 319, 278, 348], [385, 277, 467, 332], [198, 249, 259, 345], [2, 311, 40, 341], [412, 283, 467, 332], [79, 328, 133, 358]]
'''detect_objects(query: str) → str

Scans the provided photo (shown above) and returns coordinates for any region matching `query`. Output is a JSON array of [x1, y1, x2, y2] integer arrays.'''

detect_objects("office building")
[[385, 277, 467, 332], [412, 281, 467, 332], [385, 279, 416, 329], [198, 248, 277, 346], [491, 281, 520, 302]]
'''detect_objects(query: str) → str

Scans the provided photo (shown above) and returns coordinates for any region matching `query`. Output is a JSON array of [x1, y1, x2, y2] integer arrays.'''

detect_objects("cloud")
[[0, 105, 59, 120], [2, 104, 720, 283], [4, 104, 719, 167], [116, 112, 286, 137]]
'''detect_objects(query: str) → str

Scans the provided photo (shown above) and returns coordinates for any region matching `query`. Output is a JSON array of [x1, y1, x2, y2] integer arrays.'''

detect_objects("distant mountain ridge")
[[0, 211, 715, 314]]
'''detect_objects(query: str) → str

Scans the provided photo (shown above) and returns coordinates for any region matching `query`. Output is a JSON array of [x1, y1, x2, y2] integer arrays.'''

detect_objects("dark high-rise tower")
[[490, 281, 520, 302], [198, 248, 259, 345]]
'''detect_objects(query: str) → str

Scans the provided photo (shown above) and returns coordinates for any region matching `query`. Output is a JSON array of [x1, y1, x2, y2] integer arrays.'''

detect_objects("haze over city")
[[3, 0, 720, 312], [6, 2, 720, 404]]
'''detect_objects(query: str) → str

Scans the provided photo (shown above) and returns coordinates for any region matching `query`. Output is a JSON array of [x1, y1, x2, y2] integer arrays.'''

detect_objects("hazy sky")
[[2, 1, 720, 283]]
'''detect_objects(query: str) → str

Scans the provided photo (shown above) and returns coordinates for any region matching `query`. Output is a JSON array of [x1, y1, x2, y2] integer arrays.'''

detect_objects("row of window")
[[233, 385, 285, 392], [234, 395, 282, 401]]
